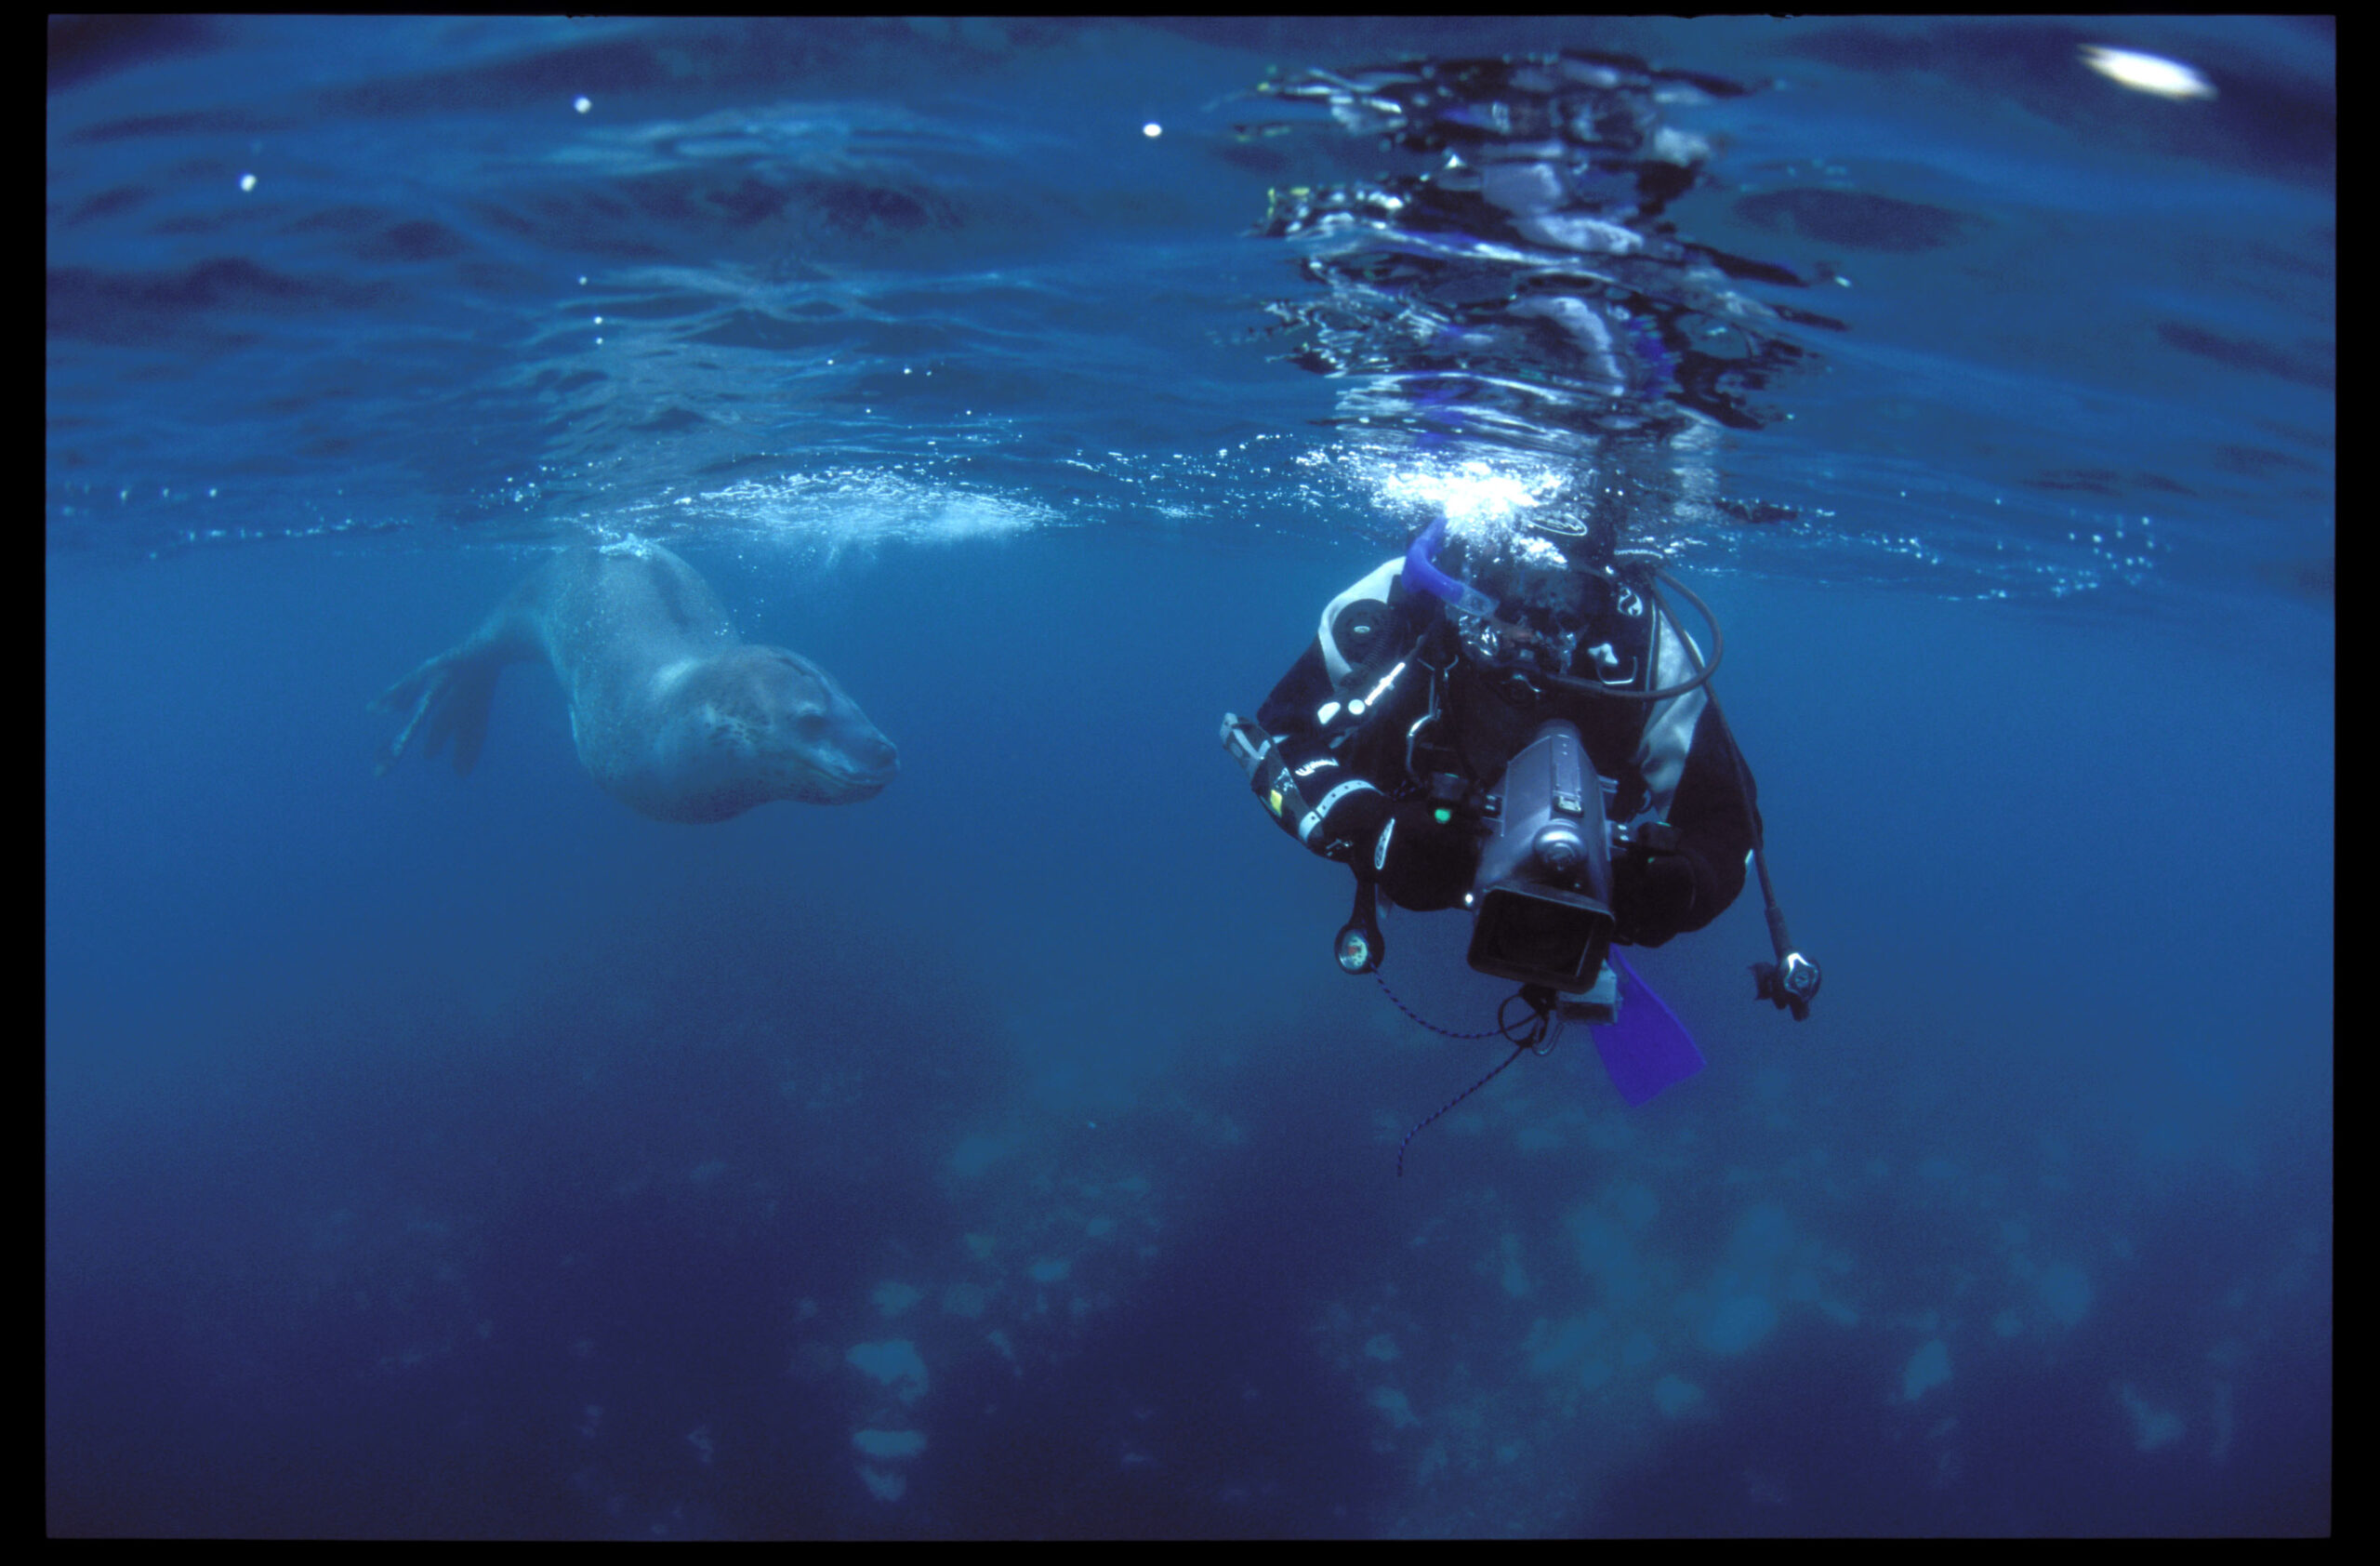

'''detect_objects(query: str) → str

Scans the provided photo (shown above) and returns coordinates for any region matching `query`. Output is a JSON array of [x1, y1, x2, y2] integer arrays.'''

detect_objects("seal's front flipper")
[[372, 644, 505, 777]]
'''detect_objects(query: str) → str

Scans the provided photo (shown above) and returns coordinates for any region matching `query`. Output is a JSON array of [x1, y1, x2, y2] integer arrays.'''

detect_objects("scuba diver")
[[1222, 497, 1818, 1116], [1223, 51, 1829, 1149]]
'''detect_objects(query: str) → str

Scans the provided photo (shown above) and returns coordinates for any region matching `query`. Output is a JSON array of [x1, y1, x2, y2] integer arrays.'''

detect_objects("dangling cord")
[[1393, 988, 1557, 1177], [1396, 1042, 1527, 1178], [1373, 972, 1503, 1041]]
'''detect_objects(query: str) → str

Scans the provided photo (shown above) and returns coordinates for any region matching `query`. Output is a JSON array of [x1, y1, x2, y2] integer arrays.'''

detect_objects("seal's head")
[[647, 645, 898, 822]]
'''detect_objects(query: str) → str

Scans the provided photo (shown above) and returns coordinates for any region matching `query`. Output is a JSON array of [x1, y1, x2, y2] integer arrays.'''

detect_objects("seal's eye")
[[794, 712, 828, 742]]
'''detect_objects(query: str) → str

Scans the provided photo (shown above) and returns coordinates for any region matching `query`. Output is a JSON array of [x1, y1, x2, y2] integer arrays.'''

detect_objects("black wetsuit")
[[1246, 554, 1757, 948]]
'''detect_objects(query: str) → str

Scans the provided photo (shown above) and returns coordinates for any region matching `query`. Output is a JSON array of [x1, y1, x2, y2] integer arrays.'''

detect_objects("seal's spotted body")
[[375, 545, 896, 822]]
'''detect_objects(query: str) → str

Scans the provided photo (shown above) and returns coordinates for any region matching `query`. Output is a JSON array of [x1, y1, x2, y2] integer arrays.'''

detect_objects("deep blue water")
[[47, 18, 2330, 1538]]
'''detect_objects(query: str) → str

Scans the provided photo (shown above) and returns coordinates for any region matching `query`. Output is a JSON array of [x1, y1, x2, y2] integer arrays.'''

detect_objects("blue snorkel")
[[1402, 514, 1501, 621]]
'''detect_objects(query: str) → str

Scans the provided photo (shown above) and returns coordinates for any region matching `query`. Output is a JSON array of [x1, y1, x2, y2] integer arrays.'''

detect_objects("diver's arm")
[[1223, 714, 1472, 909], [1227, 671, 1394, 869], [1255, 640, 1333, 738], [1243, 731, 1394, 868], [1234, 649, 1470, 908], [1614, 699, 1757, 946], [1235, 564, 1413, 868], [1232, 564, 1480, 899]]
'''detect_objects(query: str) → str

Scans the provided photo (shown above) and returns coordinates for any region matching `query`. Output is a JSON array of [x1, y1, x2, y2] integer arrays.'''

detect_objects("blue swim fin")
[[1591, 952, 1705, 1106]]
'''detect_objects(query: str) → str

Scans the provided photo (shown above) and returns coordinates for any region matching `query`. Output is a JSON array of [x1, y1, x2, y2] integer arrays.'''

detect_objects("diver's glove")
[[1223, 716, 1392, 866], [1610, 821, 1702, 947], [1369, 799, 1476, 912]]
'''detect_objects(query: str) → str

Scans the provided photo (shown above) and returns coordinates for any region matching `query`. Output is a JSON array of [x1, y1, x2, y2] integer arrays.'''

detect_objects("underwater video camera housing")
[[1466, 720, 1617, 994]]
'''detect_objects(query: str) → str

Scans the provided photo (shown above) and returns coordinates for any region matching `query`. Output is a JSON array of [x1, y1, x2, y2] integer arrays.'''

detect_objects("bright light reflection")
[[1361, 456, 1574, 551], [2080, 45, 2215, 100]]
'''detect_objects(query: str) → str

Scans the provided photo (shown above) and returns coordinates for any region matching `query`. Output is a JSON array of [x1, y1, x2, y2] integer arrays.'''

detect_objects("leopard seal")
[[374, 544, 896, 822]]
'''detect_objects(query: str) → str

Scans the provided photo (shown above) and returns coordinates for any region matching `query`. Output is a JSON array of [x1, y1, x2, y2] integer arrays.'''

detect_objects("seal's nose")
[[855, 734, 899, 777]]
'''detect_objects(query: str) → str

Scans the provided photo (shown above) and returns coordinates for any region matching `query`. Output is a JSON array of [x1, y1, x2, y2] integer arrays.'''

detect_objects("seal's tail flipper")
[[372, 645, 505, 777]]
